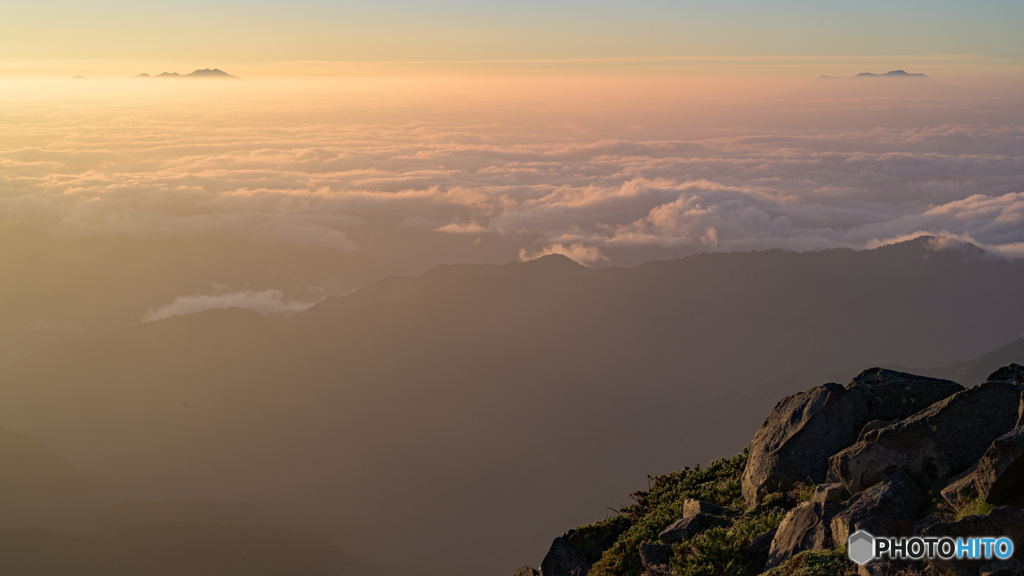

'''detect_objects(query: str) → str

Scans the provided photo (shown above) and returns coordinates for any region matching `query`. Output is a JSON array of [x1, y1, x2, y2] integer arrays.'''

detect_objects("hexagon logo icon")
[[848, 530, 875, 565]]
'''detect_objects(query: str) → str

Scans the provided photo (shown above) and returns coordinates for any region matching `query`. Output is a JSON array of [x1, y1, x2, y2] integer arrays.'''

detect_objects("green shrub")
[[761, 548, 854, 576], [761, 492, 789, 509], [671, 511, 786, 576], [580, 450, 749, 576], [953, 497, 994, 521]]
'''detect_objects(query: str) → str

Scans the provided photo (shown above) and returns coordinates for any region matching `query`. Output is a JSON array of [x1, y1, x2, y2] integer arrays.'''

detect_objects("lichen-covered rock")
[[540, 537, 590, 576], [829, 469, 924, 547], [658, 513, 731, 544], [765, 501, 840, 570], [974, 425, 1024, 506], [922, 507, 1024, 576], [830, 381, 1022, 494], [848, 368, 963, 422], [742, 383, 869, 507], [987, 364, 1024, 385], [514, 567, 541, 576]]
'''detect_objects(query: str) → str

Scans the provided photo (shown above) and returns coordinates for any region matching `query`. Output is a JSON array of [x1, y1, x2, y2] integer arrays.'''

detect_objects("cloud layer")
[[2, 78, 1022, 268]]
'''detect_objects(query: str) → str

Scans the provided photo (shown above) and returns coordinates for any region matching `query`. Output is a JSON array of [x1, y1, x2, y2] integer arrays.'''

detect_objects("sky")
[[3, 0, 1024, 76]]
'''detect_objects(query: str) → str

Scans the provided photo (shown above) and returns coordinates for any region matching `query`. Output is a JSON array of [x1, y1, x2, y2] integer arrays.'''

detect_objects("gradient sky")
[[3, 0, 1024, 74]]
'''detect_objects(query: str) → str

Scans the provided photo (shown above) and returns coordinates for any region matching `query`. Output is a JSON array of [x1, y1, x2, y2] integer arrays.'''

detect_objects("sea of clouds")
[[2, 78, 1022, 271]]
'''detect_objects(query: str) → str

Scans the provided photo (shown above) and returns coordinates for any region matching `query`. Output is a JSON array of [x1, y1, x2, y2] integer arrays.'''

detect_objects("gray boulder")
[[941, 462, 980, 505], [764, 501, 840, 569], [540, 537, 590, 576], [514, 568, 541, 576], [638, 542, 673, 575], [975, 425, 1024, 506], [812, 483, 846, 504], [745, 528, 778, 574], [742, 383, 869, 507], [682, 498, 723, 518], [658, 513, 731, 544], [848, 368, 963, 422], [830, 381, 1022, 493], [987, 364, 1024, 385], [922, 507, 1024, 576], [829, 469, 924, 547]]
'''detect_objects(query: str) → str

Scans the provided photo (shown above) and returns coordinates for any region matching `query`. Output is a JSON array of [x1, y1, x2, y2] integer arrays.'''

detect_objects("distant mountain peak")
[[187, 68, 235, 77], [139, 69, 241, 80], [514, 253, 590, 272], [786, 70, 962, 99], [821, 70, 928, 79]]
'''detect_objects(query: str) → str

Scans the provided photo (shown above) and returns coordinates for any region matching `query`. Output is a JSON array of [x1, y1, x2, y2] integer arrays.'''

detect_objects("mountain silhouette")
[[136, 69, 241, 79], [778, 70, 965, 99], [851, 69, 926, 78]]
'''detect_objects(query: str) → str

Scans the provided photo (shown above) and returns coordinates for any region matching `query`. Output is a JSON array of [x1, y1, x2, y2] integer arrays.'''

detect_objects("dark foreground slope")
[[1, 237, 1023, 576]]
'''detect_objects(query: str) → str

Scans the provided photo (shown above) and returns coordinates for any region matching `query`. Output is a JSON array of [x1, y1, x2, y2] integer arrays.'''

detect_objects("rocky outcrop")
[[524, 367, 1024, 576], [857, 420, 892, 443], [987, 364, 1024, 385], [974, 425, 1024, 506], [539, 537, 590, 576], [682, 498, 724, 517], [829, 381, 1022, 493], [514, 568, 541, 576], [941, 462, 980, 505], [742, 383, 869, 507], [829, 469, 923, 546], [922, 507, 1024, 576], [657, 498, 732, 544], [638, 542, 673, 575], [811, 483, 845, 504], [764, 501, 839, 569], [848, 368, 963, 422], [746, 528, 778, 574], [658, 513, 731, 544]]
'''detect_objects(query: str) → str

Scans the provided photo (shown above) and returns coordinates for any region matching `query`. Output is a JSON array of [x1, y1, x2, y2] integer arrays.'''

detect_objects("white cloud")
[[143, 290, 319, 322], [518, 243, 608, 266]]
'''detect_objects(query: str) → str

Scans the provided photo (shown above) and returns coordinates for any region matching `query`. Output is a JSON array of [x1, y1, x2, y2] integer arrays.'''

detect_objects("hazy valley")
[[1, 237, 1023, 575]]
